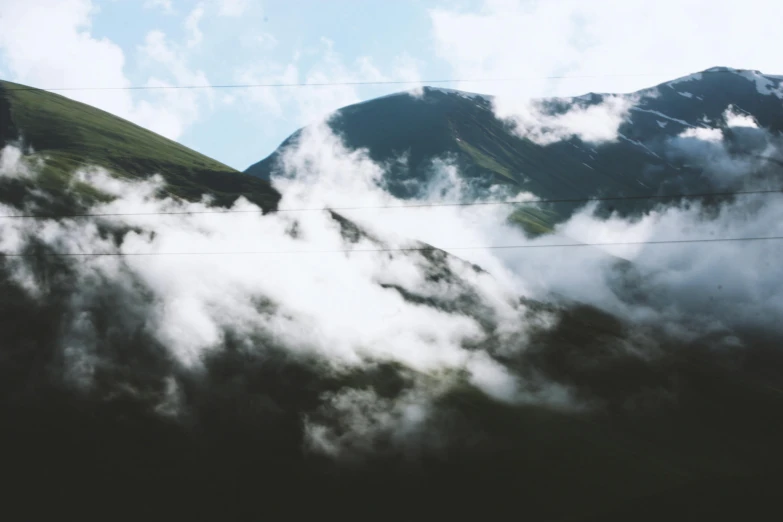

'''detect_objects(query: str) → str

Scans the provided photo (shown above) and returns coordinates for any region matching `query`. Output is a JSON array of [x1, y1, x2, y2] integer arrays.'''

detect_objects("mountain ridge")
[[245, 66, 783, 234]]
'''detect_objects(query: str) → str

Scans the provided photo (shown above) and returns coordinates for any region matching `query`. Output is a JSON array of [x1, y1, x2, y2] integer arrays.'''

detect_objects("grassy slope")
[[0, 80, 280, 211]]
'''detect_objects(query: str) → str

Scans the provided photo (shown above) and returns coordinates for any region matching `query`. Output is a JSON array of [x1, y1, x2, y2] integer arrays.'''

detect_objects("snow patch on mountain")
[[630, 107, 695, 128], [678, 127, 723, 143], [619, 134, 662, 158], [736, 70, 783, 99], [668, 72, 703, 86]]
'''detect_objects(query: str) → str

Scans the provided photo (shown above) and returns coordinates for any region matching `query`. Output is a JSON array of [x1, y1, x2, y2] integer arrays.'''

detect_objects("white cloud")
[[253, 32, 279, 51], [430, 0, 783, 98], [390, 54, 426, 98], [551, 195, 783, 339], [7, 133, 525, 394], [724, 106, 758, 129], [678, 127, 724, 143], [0, 123, 592, 453], [185, 3, 205, 48], [0, 0, 211, 141], [500, 95, 634, 145], [0, 0, 133, 109], [144, 0, 173, 14], [136, 30, 214, 138], [0, 145, 35, 179], [236, 39, 425, 126], [217, 0, 250, 17], [664, 107, 782, 186]]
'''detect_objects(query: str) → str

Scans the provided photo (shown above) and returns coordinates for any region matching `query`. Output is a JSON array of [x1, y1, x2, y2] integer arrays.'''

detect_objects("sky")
[[0, 0, 782, 171]]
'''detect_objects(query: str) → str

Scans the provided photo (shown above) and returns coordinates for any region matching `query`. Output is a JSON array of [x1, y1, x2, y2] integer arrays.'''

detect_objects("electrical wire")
[[0, 69, 736, 93], [2, 235, 782, 258], [1, 188, 780, 220]]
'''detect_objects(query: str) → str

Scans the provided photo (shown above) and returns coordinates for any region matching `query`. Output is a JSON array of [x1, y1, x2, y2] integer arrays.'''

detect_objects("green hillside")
[[0, 80, 280, 212]]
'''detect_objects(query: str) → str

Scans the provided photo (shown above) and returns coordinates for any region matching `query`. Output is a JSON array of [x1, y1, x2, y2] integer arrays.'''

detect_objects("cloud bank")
[[4, 114, 783, 464]]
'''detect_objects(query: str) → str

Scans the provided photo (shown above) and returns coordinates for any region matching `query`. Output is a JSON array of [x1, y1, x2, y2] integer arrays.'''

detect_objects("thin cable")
[[0, 191, 773, 217], [0, 188, 779, 219], [0, 70, 732, 93], [2, 235, 782, 258]]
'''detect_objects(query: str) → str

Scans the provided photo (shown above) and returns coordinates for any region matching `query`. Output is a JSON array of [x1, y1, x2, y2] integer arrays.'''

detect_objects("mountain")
[[2, 77, 783, 520], [0, 79, 281, 213], [246, 66, 783, 234]]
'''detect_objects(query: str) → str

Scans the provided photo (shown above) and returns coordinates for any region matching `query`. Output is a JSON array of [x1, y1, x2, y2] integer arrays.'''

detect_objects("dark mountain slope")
[[246, 67, 783, 232]]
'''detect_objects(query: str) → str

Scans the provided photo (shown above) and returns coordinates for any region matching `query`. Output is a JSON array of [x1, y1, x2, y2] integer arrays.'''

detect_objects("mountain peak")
[[702, 66, 736, 73], [421, 86, 492, 100]]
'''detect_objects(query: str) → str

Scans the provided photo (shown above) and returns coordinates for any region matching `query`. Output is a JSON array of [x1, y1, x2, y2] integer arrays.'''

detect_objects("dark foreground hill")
[[1, 79, 782, 520]]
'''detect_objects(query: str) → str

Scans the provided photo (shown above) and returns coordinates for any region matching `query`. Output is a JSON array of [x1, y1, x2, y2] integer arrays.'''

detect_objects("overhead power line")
[[0, 70, 734, 93], [0, 188, 780, 220], [2, 235, 782, 258]]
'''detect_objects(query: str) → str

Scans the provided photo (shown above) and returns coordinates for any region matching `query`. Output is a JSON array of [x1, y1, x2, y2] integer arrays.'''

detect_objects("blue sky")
[[1, 0, 781, 170]]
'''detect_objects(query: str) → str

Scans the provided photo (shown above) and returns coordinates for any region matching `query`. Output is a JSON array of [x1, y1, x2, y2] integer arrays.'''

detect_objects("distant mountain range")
[[247, 66, 783, 234]]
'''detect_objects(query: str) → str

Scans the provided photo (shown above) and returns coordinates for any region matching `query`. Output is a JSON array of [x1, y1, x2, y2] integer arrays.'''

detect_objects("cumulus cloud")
[[548, 195, 783, 346], [217, 0, 250, 17], [250, 32, 279, 51], [185, 3, 206, 48], [144, 0, 174, 14], [724, 107, 759, 129], [498, 95, 634, 145], [429, 0, 783, 99], [665, 106, 783, 187], [389, 54, 426, 99], [0, 145, 36, 178], [137, 30, 215, 138], [0, 0, 211, 140], [235, 41, 360, 124], [235, 39, 425, 126]]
